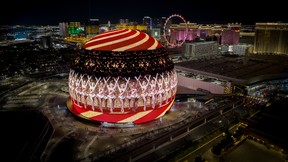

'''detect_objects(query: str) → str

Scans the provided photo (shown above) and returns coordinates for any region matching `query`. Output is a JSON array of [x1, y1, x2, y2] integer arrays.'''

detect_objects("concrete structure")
[[221, 44, 252, 56], [183, 41, 218, 58], [175, 55, 288, 98]]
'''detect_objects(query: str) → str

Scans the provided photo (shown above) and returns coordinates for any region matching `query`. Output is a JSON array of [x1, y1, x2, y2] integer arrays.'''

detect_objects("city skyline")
[[2, 0, 287, 26], [1, 11, 288, 161]]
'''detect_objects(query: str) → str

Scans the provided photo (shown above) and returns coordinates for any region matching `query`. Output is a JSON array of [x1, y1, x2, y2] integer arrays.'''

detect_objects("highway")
[[94, 97, 244, 162]]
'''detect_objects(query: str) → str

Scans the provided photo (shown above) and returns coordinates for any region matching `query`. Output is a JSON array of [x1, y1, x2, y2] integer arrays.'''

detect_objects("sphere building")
[[67, 29, 177, 124]]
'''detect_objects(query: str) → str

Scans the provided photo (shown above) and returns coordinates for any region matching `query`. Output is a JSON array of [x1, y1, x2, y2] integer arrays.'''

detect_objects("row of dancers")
[[68, 70, 177, 113]]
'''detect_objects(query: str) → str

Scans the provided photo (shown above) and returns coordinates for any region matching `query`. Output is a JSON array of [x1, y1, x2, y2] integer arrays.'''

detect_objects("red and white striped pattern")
[[83, 29, 163, 51], [67, 97, 175, 124]]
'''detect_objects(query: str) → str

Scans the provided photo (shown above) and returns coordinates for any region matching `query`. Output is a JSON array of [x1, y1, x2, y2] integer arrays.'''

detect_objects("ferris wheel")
[[163, 14, 188, 48]]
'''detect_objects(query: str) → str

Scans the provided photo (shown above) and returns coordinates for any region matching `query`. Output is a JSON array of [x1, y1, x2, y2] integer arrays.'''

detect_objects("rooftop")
[[175, 55, 288, 86]]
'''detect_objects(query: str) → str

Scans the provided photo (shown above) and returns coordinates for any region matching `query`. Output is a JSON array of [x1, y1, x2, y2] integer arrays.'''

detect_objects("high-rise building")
[[198, 26, 211, 41], [143, 16, 152, 30], [254, 22, 288, 55], [59, 22, 68, 37], [119, 19, 129, 24], [221, 23, 241, 45], [152, 17, 166, 30], [169, 23, 210, 43], [159, 17, 167, 35], [221, 29, 240, 45], [116, 24, 148, 31], [40, 36, 52, 49], [170, 24, 188, 43], [68, 22, 82, 35], [85, 19, 100, 37], [150, 28, 161, 40]]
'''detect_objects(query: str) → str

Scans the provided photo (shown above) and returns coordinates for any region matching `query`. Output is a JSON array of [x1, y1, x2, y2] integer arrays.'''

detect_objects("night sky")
[[1, 0, 287, 26]]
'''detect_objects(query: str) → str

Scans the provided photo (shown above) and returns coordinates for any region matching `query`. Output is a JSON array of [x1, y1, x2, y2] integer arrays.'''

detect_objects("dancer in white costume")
[[169, 71, 177, 96], [126, 82, 132, 109], [107, 78, 118, 112], [136, 75, 150, 111], [75, 73, 81, 105], [130, 78, 140, 111], [163, 72, 170, 103], [88, 76, 100, 111], [117, 77, 130, 113], [149, 74, 158, 109], [157, 74, 164, 107], [97, 77, 108, 112], [80, 75, 89, 108]]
